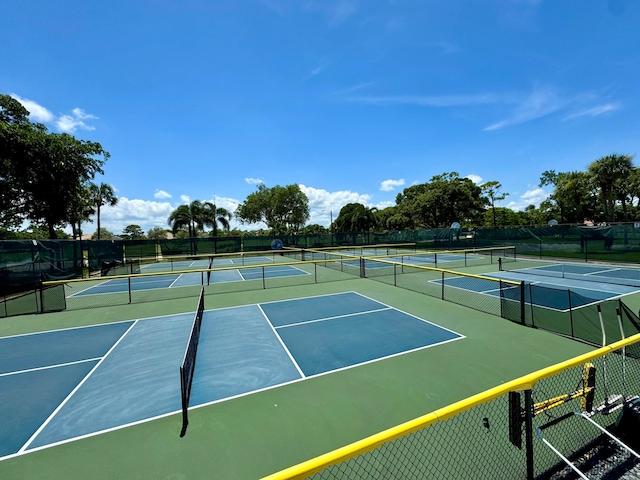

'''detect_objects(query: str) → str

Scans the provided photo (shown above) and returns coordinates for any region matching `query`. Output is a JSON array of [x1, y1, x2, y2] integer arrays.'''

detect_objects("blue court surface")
[[0, 292, 463, 459], [435, 268, 640, 311], [70, 264, 309, 297], [140, 255, 276, 271]]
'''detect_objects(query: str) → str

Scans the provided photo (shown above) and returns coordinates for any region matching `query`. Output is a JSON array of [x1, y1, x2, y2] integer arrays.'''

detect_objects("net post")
[[498, 257, 503, 271], [393, 263, 397, 287], [434, 252, 438, 269], [441, 272, 445, 300], [128, 277, 132, 304], [262, 266, 266, 289], [568, 290, 574, 338], [179, 366, 188, 437], [520, 281, 526, 325], [38, 284, 44, 314], [359, 257, 365, 278]]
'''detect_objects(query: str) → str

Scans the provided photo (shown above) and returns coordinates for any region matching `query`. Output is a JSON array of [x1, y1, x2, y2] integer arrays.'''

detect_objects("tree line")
[[2, 92, 637, 240]]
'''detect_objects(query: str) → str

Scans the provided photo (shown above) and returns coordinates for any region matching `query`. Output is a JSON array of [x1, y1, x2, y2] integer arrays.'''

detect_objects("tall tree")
[[481, 181, 509, 227], [168, 200, 208, 237], [588, 154, 635, 223], [395, 172, 486, 228], [89, 182, 118, 240], [1, 94, 109, 238], [122, 224, 145, 239], [235, 184, 309, 235], [67, 183, 96, 239], [540, 170, 596, 224], [208, 203, 233, 236], [333, 203, 378, 233]]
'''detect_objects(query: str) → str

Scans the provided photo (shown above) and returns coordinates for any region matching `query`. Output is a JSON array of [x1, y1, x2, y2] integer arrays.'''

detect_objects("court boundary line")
[[0, 357, 102, 378], [258, 304, 306, 378], [18, 320, 139, 453], [68, 273, 186, 297], [354, 291, 467, 338], [0, 290, 467, 463], [274, 307, 393, 329]]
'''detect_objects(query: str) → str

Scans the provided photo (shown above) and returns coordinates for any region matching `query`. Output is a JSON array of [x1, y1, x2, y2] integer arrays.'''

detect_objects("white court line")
[[0, 357, 102, 378], [275, 308, 392, 329], [18, 320, 139, 453], [258, 304, 305, 378]]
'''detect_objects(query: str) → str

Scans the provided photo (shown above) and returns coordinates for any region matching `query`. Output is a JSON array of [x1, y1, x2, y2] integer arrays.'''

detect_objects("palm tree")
[[89, 182, 118, 240], [168, 200, 233, 237], [168, 200, 233, 254], [209, 204, 232, 237], [588, 154, 635, 223]]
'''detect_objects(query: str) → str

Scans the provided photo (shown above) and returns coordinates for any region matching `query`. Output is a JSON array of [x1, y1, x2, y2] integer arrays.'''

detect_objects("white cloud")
[[56, 111, 97, 133], [245, 177, 264, 185], [9, 93, 98, 133], [345, 93, 499, 107], [303, 1, 357, 26], [328, 82, 375, 97], [90, 194, 246, 234], [563, 103, 620, 121], [82, 183, 398, 234], [466, 174, 483, 184], [154, 189, 172, 199], [259, 0, 293, 15], [380, 179, 405, 191], [505, 187, 550, 211], [484, 86, 565, 131], [90, 197, 175, 235], [328, 1, 357, 25], [304, 58, 331, 80], [71, 108, 97, 121], [300, 184, 372, 226], [10, 94, 55, 122]]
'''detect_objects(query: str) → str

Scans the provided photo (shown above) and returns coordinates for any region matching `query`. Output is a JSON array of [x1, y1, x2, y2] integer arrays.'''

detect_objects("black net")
[[360, 258, 519, 321], [83, 240, 124, 273], [500, 256, 640, 288], [180, 287, 205, 437], [0, 240, 82, 296]]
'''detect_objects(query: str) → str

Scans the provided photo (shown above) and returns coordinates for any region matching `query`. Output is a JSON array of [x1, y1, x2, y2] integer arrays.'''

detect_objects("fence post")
[[524, 389, 535, 480], [128, 277, 132, 304]]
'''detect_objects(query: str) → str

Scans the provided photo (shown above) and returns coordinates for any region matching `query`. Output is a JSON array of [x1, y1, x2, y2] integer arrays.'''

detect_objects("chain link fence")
[[262, 335, 640, 480]]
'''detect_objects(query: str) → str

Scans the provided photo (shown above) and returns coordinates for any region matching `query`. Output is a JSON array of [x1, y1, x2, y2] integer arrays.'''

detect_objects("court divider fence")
[[261, 334, 640, 480], [18, 245, 640, 348], [34, 247, 525, 319]]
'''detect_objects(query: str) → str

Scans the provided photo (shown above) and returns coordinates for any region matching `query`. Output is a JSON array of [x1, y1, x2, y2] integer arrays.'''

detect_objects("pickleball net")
[[499, 256, 640, 288], [179, 286, 205, 437]]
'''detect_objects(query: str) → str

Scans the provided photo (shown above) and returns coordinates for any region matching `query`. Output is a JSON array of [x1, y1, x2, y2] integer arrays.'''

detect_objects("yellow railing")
[[262, 333, 640, 479]]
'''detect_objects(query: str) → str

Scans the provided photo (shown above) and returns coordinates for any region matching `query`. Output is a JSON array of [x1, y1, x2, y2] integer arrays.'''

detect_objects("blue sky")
[[2, 0, 639, 234]]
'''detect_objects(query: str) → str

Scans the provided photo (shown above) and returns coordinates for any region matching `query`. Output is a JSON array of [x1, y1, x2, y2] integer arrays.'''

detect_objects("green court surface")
[[0, 273, 615, 480]]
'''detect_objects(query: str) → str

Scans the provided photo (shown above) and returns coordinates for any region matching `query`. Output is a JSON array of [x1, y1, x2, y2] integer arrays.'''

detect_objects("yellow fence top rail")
[[261, 333, 640, 480]]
